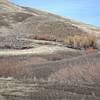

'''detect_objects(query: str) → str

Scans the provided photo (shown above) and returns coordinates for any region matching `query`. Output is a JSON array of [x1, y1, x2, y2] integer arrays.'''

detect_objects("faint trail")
[[24, 51, 99, 70], [0, 45, 77, 56]]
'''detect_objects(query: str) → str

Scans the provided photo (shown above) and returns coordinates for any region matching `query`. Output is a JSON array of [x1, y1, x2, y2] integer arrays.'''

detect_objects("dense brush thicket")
[[64, 34, 97, 49], [29, 34, 97, 50]]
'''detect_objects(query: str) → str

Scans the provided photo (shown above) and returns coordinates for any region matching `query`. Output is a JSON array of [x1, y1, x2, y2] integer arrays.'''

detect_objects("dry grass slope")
[[0, 0, 99, 49]]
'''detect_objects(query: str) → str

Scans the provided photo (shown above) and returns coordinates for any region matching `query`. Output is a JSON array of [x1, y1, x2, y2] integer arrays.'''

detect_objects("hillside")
[[0, 52, 100, 100], [0, 0, 100, 49], [0, 1, 100, 100]]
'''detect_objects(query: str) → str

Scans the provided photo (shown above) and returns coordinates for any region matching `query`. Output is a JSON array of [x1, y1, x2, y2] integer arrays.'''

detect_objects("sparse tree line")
[[64, 34, 97, 49], [29, 34, 97, 50]]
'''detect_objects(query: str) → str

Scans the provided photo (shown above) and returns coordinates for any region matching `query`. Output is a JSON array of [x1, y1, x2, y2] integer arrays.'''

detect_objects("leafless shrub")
[[65, 34, 96, 49]]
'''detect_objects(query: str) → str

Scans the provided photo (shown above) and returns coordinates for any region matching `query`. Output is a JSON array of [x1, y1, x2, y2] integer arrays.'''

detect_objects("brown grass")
[[0, 52, 99, 83], [0, 56, 47, 79], [49, 60, 100, 82]]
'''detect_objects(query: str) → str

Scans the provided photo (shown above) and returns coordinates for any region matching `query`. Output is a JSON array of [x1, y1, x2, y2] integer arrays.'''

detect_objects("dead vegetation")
[[0, 0, 99, 50], [0, 1, 100, 100], [29, 34, 97, 50], [0, 52, 100, 100], [0, 52, 99, 82], [0, 78, 100, 100], [64, 34, 97, 49]]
